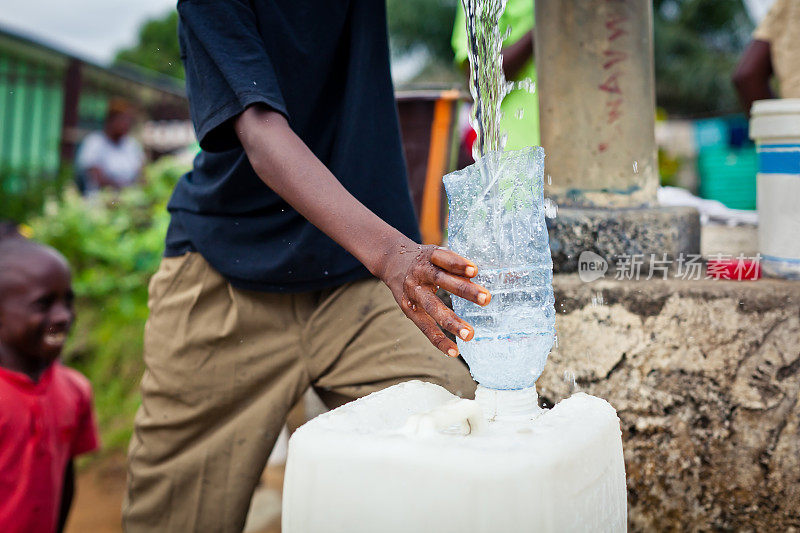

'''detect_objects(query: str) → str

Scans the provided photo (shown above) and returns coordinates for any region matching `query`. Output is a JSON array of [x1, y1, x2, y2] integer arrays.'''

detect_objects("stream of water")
[[461, 0, 535, 161]]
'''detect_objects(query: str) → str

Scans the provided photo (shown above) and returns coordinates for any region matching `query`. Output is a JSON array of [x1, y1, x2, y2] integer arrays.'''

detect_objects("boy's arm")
[[235, 105, 490, 357], [57, 460, 75, 533]]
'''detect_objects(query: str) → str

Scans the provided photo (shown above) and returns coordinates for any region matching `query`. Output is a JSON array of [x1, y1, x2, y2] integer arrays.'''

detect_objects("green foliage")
[[114, 11, 184, 80], [27, 157, 189, 450], [653, 0, 754, 115], [0, 167, 71, 224], [387, 0, 460, 63], [658, 147, 682, 187]]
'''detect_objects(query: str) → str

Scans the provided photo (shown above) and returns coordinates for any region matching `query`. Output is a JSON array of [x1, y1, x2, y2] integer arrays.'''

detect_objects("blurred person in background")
[[452, 0, 539, 159], [75, 99, 144, 194], [733, 0, 800, 114]]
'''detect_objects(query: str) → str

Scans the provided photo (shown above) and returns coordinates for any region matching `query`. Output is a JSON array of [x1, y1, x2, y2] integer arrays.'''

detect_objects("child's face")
[[0, 250, 74, 365]]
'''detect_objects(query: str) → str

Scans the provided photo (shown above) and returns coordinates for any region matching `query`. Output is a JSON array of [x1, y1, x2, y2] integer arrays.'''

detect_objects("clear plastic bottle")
[[443, 146, 555, 390]]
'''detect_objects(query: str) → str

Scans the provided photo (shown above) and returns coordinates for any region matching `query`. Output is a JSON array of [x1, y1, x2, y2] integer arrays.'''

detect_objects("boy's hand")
[[376, 241, 491, 357]]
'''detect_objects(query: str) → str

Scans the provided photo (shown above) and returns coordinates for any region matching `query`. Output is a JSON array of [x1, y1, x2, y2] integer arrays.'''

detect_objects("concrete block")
[[548, 206, 701, 273], [539, 274, 800, 530]]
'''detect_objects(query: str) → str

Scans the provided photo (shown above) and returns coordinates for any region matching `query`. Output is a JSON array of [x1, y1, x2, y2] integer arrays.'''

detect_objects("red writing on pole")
[[597, 0, 628, 151]]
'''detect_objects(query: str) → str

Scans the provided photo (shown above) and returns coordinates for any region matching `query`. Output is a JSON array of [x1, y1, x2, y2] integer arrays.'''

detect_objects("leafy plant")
[[27, 157, 189, 450], [653, 0, 754, 115], [0, 167, 71, 224], [114, 10, 185, 80]]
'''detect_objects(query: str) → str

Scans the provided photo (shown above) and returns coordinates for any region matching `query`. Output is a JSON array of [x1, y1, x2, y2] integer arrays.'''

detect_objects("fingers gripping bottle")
[[443, 147, 555, 390]]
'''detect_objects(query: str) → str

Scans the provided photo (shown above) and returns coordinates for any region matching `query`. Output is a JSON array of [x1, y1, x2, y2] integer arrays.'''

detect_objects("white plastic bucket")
[[749, 99, 800, 279]]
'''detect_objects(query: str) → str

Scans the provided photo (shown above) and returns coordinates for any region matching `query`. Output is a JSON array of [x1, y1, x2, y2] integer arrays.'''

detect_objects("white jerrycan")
[[282, 380, 627, 532]]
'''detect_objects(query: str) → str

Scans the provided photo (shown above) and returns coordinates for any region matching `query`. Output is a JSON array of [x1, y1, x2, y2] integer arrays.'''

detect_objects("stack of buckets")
[[750, 99, 800, 279]]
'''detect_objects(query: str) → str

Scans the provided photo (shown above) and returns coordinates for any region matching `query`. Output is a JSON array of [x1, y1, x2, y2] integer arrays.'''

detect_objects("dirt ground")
[[64, 455, 127, 533], [65, 454, 283, 533]]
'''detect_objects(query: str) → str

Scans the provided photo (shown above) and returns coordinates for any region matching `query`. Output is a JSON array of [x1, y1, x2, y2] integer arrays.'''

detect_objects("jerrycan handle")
[[401, 399, 485, 437]]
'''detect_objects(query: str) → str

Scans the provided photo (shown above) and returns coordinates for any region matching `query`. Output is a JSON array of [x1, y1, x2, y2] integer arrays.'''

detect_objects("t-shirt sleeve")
[[753, 0, 787, 43], [177, 0, 288, 152], [71, 384, 100, 457]]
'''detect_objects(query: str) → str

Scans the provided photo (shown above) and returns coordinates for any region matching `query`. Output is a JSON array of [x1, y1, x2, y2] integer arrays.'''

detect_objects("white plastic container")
[[750, 99, 800, 279], [282, 381, 627, 533]]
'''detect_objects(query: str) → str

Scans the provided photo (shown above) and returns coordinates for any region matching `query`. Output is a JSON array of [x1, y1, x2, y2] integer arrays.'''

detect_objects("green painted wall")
[[0, 55, 64, 189]]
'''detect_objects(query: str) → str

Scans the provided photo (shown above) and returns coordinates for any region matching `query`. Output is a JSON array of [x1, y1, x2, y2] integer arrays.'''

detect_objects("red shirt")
[[0, 363, 100, 533]]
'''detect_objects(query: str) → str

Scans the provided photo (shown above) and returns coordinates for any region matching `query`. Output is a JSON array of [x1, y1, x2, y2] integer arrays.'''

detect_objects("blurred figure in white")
[[75, 99, 144, 194]]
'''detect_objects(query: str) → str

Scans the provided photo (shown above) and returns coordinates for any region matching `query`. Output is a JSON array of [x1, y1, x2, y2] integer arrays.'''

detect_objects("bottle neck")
[[475, 385, 542, 421]]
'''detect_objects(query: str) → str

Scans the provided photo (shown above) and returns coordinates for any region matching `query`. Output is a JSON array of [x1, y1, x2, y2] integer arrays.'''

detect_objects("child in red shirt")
[[0, 238, 99, 533]]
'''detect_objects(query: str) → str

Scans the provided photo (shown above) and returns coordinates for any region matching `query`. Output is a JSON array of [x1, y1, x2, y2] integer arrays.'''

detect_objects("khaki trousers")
[[122, 253, 475, 532]]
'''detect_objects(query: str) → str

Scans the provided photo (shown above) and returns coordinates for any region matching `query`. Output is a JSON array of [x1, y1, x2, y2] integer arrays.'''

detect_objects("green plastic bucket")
[[697, 146, 757, 210]]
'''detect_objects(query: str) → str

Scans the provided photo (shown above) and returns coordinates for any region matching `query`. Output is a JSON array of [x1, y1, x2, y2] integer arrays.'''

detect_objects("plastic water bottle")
[[443, 146, 555, 390]]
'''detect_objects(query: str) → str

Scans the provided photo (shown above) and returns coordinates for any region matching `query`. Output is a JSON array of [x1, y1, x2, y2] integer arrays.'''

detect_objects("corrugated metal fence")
[[0, 51, 65, 191], [0, 27, 188, 221]]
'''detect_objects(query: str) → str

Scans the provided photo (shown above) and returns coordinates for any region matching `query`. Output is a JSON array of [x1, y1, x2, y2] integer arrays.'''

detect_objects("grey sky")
[[0, 0, 176, 64]]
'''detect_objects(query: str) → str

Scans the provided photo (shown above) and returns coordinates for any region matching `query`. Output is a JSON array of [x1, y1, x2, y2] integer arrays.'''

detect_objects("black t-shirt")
[[166, 0, 420, 292]]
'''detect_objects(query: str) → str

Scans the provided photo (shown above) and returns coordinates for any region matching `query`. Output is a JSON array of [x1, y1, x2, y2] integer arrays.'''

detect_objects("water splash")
[[544, 197, 558, 219], [591, 291, 605, 307], [563, 370, 577, 394], [448, 0, 554, 391]]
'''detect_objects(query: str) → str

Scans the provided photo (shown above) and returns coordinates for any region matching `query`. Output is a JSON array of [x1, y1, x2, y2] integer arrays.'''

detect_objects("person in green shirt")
[[452, 0, 539, 151]]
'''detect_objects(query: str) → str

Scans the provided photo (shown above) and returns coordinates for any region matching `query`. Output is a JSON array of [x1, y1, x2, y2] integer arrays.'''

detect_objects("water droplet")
[[514, 108, 524, 119], [547, 174, 552, 185], [632, 160, 638, 173], [544, 198, 558, 218], [563, 370, 577, 393], [591, 291, 604, 307]]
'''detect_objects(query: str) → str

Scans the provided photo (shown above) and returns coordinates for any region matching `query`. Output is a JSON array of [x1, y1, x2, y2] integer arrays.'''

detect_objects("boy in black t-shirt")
[[123, 1, 490, 531]]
